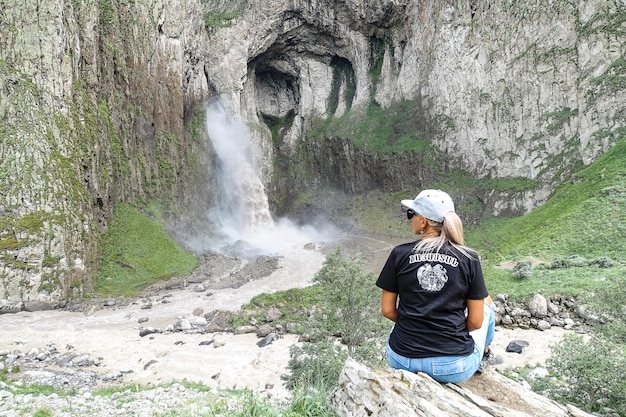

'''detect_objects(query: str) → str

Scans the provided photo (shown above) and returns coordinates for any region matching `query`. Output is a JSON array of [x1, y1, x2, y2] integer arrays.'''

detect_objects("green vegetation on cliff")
[[310, 99, 432, 154], [471, 137, 626, 262], [95, 203, 197, 297]]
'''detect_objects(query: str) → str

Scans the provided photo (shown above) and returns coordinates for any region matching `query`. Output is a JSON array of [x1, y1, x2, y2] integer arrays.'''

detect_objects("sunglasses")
[[406, 210, 418, 220]]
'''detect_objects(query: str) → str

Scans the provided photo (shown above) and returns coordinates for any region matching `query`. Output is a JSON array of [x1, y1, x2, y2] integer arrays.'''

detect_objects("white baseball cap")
[[401, 189, 455, 223]]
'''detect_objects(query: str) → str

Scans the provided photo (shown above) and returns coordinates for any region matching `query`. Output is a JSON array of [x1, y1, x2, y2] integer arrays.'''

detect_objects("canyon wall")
[[206, 0, 624, 214], [0, 0, 213, 305]]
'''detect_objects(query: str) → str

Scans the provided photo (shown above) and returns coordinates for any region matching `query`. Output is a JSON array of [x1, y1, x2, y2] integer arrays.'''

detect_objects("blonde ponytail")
[[412, 212, 476, 259], [442, 212, 464, 246]]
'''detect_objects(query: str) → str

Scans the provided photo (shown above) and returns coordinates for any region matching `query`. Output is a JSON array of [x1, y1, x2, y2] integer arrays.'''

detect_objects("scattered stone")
[[265, 307, 282, 322], [84, 305, 101, 316], [175, 317, 192, 331], [199, 340, 213, 346], [138, 317, 149, 324], [212, 334, 227, 348], [191, 316, 207, 327], [536, 320, 551, 331], [257, 333, 280, 347], [256, 325, 274, 337], [192, 285, 205, 292], [139, 328, 161, 337], [187, 275, 206, 284], [527, 367, 549, 380], [234, 325, 257, 334], [528, 294, 548, 318], [143, 359, 158, 370], [192, 307, 204, 316], [506, 340, 529, 354]]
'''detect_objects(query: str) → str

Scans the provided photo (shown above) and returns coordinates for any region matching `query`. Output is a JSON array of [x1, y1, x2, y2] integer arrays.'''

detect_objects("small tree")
[[547, 334, 626, 414], [312, 248, 382, 355]]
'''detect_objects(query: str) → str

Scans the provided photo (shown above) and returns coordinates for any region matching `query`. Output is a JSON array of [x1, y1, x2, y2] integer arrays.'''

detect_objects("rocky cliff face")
[[1, 0, 624, 304], [0, 0, 213, 305], [205, 0, 624, 214]]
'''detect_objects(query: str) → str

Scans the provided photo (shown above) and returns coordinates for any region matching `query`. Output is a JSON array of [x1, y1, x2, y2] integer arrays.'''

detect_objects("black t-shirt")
[[376, 240, 488, 358]]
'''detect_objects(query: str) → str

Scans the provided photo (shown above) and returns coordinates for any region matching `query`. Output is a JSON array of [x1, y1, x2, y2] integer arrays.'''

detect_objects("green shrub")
[[512, 260, 533, 279], [32, 409, 54, 417], [288, 388, 338, 417], [284, 340, 348, 392], [583, 277, 626, 343], [550, 255, 588, 269], [589, 256, 613, 268], [311, 249, 382, 354], [547, 334, 626, 415]]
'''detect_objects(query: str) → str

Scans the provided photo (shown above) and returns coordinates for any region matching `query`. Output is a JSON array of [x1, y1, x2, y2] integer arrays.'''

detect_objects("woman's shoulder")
[[393, 240, 419, 253]]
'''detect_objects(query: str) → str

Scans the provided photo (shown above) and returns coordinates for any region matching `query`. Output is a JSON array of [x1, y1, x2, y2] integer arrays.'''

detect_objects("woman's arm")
[[466, 298, 485, 331], [381, 290, 399, 322]]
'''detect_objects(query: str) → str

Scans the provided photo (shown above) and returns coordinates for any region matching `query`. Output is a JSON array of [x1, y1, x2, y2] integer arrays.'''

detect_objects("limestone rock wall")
[[203, 0, 624, 214], [1, 0, 624, 303], [0, 0, 213, 305]]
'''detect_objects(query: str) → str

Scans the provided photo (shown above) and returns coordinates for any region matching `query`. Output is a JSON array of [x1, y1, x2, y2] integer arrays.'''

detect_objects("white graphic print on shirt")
[[416, 264, 448, 292]]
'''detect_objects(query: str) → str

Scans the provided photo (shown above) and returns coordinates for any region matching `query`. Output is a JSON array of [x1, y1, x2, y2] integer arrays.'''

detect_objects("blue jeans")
[[386, 302, 495, 384]]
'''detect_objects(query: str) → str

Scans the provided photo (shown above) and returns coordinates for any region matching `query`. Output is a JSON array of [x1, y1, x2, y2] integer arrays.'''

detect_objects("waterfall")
[[205, 100, 275, 246], [196, 98, 337, 257]]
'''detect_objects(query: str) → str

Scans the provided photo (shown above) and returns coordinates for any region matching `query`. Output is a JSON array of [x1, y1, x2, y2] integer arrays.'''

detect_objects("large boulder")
[[330, 358, 592, 417]]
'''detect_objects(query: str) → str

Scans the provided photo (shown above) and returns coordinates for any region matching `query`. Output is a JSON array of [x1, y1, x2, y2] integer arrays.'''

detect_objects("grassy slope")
[[95, 203, 198, 297], [467, 138, 626, 299]]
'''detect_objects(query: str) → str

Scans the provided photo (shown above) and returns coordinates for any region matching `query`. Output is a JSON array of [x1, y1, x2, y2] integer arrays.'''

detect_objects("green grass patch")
[[203, 9, 243, 29], [95, 203, 198, 297], [482, 264, 625, 300], [310, 100, 433, 154], [467, 137, 626, 263], [234, 286, 325, 332]]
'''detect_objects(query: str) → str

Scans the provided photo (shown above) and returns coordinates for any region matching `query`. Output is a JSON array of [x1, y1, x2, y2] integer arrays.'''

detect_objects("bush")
[[547, 334, 626, 414], [284, 340, 348, 392], [583, 277, 626, 343], [287, 387, 339, 417], [512, 260, 533, 279], [550, 255, 588, 269], [589, 256, 613, 268], [311, 249, 382, 354]]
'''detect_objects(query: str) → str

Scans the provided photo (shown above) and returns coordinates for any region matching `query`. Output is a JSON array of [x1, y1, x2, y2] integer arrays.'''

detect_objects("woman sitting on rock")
[[376, 189, 495, 384]]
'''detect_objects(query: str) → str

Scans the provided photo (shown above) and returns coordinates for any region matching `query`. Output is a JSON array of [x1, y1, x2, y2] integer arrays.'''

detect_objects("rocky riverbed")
[[0, 234, 588, 416]]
